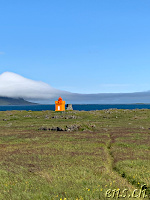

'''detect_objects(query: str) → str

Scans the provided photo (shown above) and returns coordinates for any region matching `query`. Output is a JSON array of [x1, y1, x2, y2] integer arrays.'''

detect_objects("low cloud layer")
[[0, 72, 150, 104], [0, 72, 69, 101]]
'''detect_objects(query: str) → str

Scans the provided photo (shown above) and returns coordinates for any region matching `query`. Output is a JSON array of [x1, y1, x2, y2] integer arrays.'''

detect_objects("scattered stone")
[[65, 124, 80, 131], [50, 127, 58, 131], [45, 115, 50, 119], [52, 115, 59, 119], [38, 127, 47, 131], [52, 115, 78, 119], [51, 127, 64, 131], [69, 115, 77, 119], [24, 115, 32, 118], [65, 115, 77, 119], [57, 127, 64, 131], [38, 124, 81, 132]]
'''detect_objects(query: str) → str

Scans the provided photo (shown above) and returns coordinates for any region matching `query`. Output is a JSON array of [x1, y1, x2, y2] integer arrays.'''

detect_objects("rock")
[[38, 124, 80, 132], [45, 115, 50, 119], [52, 115, 77, 119], [38, 127, 47, 131], [66, 104, 73, 110], [50, 127, 57, 131], [66, 124, 80, 131], [69, 115, 77, 119], [50, 127, 64, 131], [56, 127, 64, 131], [52, 115, 59, 119], [24, 115, 32, 118], [65, 115, 77, 119]]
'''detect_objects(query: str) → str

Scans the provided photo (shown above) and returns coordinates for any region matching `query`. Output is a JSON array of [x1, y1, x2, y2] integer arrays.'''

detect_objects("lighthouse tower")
[[55, 97, 65, 111]]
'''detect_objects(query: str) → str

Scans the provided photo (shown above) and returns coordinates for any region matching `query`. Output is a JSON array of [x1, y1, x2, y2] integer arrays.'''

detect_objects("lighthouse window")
[[58, 106, 60, 111]]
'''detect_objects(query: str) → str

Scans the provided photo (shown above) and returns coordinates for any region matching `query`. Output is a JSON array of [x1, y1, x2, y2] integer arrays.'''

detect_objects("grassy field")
[[0, 109, 149, 200]]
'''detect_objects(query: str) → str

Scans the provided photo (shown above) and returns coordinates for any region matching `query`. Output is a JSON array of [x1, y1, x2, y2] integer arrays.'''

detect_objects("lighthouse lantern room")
[[55, 97, 65, 111]]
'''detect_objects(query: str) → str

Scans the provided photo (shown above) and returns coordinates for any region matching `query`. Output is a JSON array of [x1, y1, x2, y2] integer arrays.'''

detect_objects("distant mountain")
[[0, 97, 36, 105]]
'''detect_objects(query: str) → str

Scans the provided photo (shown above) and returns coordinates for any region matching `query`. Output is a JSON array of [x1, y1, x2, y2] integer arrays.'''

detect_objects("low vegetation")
[[0, 109, 149, 199]]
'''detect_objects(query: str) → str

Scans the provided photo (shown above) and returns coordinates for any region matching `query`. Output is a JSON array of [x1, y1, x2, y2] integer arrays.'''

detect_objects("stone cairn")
[[66, 104, 73, 110]]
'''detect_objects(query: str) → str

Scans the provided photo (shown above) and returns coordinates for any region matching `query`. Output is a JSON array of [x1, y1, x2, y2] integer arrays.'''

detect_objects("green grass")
[[0, 109, 149, 199]]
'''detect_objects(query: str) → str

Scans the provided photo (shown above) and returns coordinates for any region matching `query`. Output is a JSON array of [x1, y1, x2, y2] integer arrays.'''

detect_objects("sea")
[[0, 104, 150, 111]]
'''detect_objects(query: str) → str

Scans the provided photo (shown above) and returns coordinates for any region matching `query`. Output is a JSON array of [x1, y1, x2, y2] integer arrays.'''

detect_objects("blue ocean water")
[[0, 104, 150, 111]]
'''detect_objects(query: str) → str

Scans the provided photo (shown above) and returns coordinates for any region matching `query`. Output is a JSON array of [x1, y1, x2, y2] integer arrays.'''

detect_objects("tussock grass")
[[0, 109, 149, 199]]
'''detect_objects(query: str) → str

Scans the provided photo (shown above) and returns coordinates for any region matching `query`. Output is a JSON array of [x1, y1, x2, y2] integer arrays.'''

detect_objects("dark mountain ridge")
[[0, 97, 36, 105]]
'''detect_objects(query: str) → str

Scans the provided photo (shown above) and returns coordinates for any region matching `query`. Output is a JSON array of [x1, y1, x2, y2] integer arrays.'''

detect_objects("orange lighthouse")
[[55, 97, 65, 111]]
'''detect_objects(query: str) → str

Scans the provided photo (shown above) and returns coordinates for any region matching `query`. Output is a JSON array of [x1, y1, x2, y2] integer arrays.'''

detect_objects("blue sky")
[[1, 0, 150, 94]]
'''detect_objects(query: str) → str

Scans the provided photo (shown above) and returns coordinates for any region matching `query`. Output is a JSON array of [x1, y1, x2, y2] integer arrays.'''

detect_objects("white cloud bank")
[[0, 72, 70, 102], [0, 71, 150, 104]]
